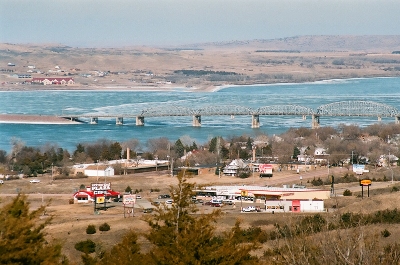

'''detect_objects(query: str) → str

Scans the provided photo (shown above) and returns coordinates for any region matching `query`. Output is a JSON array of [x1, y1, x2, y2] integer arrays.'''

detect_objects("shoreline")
[[1, 76, 398, 93], [0, 114, 82, 124]]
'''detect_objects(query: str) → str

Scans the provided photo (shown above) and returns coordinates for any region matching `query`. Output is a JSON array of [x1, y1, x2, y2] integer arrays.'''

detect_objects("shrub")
[[99, 222, 110, 232], [311, 177, 324, 186], [238, 172, 250, 179], [391, 186, 399, 192], [343, 189, 352, 196], [74, 239, 96, 254], [86, 224, 96, 234], [382, 229, 391, 238]]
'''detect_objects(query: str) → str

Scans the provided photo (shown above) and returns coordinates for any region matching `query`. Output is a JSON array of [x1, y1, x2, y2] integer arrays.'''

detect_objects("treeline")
[[2, 122, 400, 177]]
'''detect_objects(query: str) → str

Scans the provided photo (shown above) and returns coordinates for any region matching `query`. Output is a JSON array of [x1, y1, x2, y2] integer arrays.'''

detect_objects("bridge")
[[60, 101, 400, 129]]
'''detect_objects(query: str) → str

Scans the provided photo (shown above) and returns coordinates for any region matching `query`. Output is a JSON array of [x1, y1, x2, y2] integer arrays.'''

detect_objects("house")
[[11, 74, 32, 79], [314, 148, 329, 164], [223, 159, 249, 176], [31, 77, 75, 85]]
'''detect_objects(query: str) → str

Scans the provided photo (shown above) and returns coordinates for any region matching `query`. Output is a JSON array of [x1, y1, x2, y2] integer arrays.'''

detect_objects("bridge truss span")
[[317, 101, 399, 117], [61, 100, 400, 128], [195, 105, 253, 116], [256, 105, 314, 116], [140, 105, 194, 117]]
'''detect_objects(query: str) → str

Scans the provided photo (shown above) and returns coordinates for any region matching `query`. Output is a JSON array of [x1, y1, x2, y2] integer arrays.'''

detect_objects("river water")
[[1, 77, 400, 153]]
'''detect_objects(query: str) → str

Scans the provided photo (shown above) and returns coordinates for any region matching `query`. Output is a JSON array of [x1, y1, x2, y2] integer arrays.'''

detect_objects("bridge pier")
[[312, 114, 320, 129], [396, 116, 400, 124], [302, 115, 307, 120], [136, 116, 144, 126], [378, 116, 382, 122], [193, 115, 201, 127], [116, 117, 123, 125], [90, 117, 98, 124], [251, 114, 260, 128]]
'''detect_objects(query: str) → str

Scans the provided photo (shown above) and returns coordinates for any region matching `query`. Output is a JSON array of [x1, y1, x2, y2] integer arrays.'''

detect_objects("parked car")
[[0, 180, 4, 184], [242, 206, 256, 212], [211, 203, 221, 207], [158, 194, 171, 199], [165, 199, 173, 204], [223, 199, 234, 205], [113, 197, 123, 202], [151, 201, 161, 206], [136, 195, 142, 199], [203, 201, 213, 206], [29, 179, 40, 183], [143, 208, 153, 213]]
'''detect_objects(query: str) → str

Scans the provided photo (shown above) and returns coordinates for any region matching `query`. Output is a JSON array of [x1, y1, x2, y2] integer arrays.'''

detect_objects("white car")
[[242, 206, 256, 212], [136, 195, 142, 199], [0, 180, 3, 184], [165, 199, 173, 204], [29, 179, 41, 183]]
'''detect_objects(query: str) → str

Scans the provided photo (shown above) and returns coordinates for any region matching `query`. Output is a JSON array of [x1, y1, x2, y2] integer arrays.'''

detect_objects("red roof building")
[[31, 77, 75, 85], [73, 189, 120, 203]]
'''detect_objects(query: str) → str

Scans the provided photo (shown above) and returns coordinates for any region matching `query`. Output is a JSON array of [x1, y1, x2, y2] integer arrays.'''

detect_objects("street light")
[[96, 160, 99, 181], [388, 150, 394, 184]]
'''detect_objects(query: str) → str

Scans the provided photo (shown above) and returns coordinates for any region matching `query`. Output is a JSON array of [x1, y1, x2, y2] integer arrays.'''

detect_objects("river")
[[1, 77, 399, 153]]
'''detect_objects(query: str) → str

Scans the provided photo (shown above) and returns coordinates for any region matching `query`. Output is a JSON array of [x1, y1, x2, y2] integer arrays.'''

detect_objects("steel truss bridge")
[[61, 101, 400, 129]]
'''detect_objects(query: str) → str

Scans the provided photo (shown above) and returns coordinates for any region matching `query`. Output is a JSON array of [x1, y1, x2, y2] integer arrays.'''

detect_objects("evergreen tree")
[[101, 230, 149, 265], [174, 139, 185, 157], [143, 171, 260, 264], [0, 194, 67, 264], [209, 137, 218, 153], [293, 146, 300, 159]]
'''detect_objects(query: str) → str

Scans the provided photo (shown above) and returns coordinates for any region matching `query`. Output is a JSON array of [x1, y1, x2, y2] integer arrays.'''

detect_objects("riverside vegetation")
[[1, 123, 400, 179]]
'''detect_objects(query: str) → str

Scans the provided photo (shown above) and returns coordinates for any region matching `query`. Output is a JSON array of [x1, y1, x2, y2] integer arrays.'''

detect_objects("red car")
[[211, 203, 221, 207]]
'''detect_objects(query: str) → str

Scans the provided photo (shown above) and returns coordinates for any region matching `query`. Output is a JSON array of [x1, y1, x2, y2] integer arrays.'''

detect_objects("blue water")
[[1, 77, 400, 153]]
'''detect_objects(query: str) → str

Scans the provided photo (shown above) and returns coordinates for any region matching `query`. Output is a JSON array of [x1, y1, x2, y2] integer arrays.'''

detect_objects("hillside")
[[1, 35, 400, 91]]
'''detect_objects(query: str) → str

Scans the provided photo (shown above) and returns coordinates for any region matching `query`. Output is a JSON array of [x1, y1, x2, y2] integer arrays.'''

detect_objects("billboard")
[[259, 164, 273, 178], [259, 164, 273, 174], [123, 194, 136, 205], [352, 164, 365, 175], [91, 183, 111, 194]]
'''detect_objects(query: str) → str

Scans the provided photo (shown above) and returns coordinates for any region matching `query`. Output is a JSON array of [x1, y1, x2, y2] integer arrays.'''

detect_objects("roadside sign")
[[360, 179, 372, 186], [123, 194, 136, 205]]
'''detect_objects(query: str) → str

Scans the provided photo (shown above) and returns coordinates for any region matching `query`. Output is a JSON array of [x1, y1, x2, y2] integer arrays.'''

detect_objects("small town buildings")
[[195, 185, 330, 213], [31, 77, 75, 85], [11, 74, 32, 79], [73, 186, 120, 203]]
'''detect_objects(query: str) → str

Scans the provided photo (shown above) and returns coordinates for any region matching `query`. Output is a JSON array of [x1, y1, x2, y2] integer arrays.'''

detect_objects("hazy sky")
[[1, 0, 399, 47]]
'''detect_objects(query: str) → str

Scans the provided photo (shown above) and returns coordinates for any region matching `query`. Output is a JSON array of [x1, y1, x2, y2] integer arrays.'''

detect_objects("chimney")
[[127, 148, 130, 160]]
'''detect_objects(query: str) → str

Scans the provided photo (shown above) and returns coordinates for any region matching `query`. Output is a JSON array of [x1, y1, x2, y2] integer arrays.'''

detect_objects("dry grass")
[[2, 36, 400, 92], [1, 166, 400, 264]]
